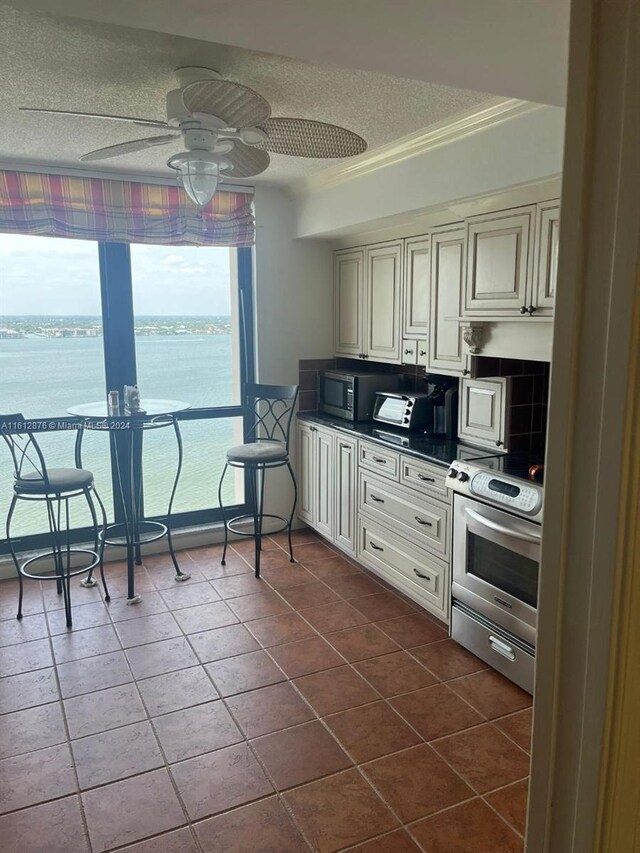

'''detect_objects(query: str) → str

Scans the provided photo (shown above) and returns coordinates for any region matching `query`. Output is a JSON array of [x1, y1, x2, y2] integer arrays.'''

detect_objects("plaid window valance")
[[0, 170, 255, 246]]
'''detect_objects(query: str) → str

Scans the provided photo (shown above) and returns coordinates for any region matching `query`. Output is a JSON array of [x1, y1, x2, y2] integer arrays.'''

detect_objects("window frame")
[[0, 241, 254, 555]]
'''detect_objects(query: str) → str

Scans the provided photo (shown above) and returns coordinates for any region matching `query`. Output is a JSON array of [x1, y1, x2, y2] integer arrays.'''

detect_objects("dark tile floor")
[[0, 530, 532, 852]]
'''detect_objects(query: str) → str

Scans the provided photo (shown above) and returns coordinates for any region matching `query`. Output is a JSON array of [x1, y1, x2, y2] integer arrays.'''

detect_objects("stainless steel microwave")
[[319, 370, 400, 421]]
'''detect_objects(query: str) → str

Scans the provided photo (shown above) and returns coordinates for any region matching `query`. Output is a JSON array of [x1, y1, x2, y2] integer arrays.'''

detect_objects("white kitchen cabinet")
[[296, 421, 315, 525], [333, 241, 402, 364], [365, 241, 403, 363], [314, 426, 334, 538], [427, 225, 469, 377], [458, 377, 508, 450], [416, 339, 428, 367], [297, 421, 452, 623], [533, 200, 560, 315], [333, 434, 358, 556], [357, 515, 448, 620], [334, 248, 365, 358], [403, 235, 431, 338], [401, 338, 418, 364], [295, 421, 335, 536], [464, 207, 536, 316]]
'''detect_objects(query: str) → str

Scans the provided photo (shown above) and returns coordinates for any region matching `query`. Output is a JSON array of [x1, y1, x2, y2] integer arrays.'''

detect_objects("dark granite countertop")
[[297, 411, 496, 468]]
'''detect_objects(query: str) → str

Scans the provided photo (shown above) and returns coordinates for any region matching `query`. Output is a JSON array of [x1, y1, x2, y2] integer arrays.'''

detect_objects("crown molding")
[[291, 98, 542, 197]]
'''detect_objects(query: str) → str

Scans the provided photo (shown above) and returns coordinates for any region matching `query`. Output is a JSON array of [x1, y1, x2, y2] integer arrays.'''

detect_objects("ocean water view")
[[0, 317, 243, 540]]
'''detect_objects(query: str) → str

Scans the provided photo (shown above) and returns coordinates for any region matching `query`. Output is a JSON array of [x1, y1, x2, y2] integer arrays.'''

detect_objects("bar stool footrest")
[[18, 549, 100, 582], [101, 520, 167, 547], [226, 513, 291, 538]]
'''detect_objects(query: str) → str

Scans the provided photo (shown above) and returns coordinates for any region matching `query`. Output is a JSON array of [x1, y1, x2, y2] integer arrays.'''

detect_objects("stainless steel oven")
[[452, 495, 539, 645], [447, 457, 543, 694]]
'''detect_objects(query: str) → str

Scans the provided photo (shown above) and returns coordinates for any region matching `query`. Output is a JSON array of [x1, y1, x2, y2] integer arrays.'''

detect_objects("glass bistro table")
[[68, 399, 192, 604]]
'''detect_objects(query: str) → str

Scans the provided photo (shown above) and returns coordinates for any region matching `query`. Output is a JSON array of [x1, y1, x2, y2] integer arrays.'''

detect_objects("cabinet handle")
[[370, 495, 385, 503], [417, 474, 435, 483], [372, 456, 387, 464], [370, 541, 384, 552], [414, 516, 433, 527], [489, 635, 516, 661], [519, 305, 528, 315], [419, 350, 427, 356], [309, 426, 317, 432], [413, 568, 432, 581], [527, 305, 537, 315]]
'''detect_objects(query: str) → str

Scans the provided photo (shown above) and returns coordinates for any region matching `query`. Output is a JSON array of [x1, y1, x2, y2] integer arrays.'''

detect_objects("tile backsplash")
[[298, 356, 550, 453]]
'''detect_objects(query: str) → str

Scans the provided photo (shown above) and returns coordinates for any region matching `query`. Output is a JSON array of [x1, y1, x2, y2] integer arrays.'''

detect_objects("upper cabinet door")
[[427, 225, 467, 376], [334, 248, 365, 357], [403, 236, 430, 338], [464, 207, 536, 315], [365, 242, 403, 363], [532, 200, 560, 315], [458, 377, 507, 449]]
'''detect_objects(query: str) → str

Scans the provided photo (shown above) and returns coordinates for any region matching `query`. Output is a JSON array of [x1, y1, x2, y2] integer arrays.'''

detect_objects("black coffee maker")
[[422, 375, 458, 438]]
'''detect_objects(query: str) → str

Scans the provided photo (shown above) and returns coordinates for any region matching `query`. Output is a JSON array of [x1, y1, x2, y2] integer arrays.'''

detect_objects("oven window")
[[467, 532, 538, 607], [322, 377, 347, 409]]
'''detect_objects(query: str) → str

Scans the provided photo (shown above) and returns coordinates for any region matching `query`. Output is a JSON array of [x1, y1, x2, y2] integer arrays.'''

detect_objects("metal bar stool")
[[1, 414, 110, 628], [218, 384, 299, 578]]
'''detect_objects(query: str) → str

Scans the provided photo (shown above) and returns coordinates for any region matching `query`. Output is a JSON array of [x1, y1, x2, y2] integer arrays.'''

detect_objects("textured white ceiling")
[[0, 5, 497, 185]]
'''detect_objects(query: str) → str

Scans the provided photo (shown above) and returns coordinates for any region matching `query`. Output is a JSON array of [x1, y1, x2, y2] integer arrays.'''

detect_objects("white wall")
[[252, 184, 333, 521], [294, 105, 565, 239]]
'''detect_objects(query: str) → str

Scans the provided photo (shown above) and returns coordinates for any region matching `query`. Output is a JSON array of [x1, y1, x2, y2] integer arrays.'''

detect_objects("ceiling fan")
[[19, 67, 368, 206]]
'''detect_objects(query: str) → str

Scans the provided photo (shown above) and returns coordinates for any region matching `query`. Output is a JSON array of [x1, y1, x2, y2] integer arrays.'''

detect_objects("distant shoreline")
[[0, 315, 232, 338]]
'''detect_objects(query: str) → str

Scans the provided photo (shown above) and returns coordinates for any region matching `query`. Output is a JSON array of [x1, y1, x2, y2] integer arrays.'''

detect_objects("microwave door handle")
[[464, 508, 542, 544]]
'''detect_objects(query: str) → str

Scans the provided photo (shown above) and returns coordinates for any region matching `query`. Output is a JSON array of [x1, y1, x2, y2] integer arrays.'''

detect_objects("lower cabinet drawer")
[[451, 605, 534, 694], [400, 456, 450, 502], [358, 440, 400, 481], [359, 470, 449, 559], [357, 515, 448, 620]]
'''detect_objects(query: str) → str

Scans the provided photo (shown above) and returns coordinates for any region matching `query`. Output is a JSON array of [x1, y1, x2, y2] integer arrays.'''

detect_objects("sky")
[[0, 233, 233, 316]]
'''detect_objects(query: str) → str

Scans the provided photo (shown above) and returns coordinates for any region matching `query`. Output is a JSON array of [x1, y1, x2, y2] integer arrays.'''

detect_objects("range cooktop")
[[467, 451, 545, 483]]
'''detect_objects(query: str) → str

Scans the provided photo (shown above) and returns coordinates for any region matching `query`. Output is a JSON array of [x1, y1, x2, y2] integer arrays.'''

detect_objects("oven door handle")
[[465, 508, 541, 544]]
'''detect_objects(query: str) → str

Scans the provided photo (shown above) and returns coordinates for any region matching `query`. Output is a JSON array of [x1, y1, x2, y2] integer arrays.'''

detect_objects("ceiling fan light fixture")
[[167, 152, 220, 206]]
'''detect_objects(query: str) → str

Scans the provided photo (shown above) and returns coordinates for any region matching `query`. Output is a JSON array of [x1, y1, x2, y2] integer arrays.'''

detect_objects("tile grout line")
[[40, 596, 95, 853], [0, 534, 529, 851]]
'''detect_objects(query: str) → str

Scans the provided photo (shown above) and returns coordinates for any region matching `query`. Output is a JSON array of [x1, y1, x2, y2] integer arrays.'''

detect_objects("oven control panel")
[[446, 461, 543, 521]]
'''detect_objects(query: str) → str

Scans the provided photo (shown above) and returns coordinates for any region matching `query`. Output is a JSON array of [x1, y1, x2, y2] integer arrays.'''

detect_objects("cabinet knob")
[[527, 305, 537, 315], [495, 439, 503, 446], [404, 348, 413, 355], [462, 369, 470, 376], [419, 350, 427, 356], [520, 305, 528, 315]]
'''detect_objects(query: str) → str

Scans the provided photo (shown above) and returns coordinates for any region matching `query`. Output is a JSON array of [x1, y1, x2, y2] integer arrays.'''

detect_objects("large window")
[[0, 234, 253, 552]]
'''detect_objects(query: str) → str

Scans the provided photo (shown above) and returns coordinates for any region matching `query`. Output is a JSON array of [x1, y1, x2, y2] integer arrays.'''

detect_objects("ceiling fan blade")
[[20, 108, 169, 129], [79, 135, 178, 163], [220, 142, 270, 178], [182, 79, 271, 129], [260, 118, 367, 158]]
